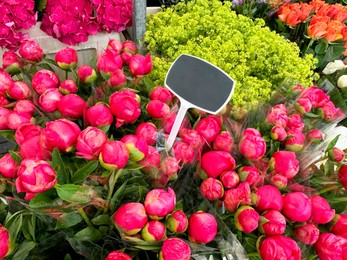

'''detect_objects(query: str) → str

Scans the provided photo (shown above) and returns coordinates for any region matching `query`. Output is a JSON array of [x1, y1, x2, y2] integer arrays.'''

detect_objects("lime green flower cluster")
[[145, 0, 318, 110]]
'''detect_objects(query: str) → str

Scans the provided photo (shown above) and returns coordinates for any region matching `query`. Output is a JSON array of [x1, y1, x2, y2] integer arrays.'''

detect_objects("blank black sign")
[[165, 54, 235, 113]]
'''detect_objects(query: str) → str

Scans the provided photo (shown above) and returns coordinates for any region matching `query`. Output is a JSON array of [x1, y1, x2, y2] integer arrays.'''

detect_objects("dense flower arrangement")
[[0, 0, 132, 50], [145, 0, 318, 113]]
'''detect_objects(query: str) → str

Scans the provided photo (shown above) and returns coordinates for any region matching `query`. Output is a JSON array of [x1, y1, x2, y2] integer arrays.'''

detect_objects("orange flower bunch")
[[277, 0, 347, 54]]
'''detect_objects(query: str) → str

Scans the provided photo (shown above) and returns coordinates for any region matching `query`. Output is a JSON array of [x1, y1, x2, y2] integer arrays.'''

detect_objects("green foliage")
[[145, 0, 318, 110]]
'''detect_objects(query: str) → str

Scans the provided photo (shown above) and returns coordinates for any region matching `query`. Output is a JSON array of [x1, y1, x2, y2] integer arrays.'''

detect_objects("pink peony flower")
[[286, 113, 304, 131], [213, 131, 233, 152], [15, 159, 57, 200], [42, 119, 81, 153], [172, 141, 195, 164], [270, 125, 287, 141], [54, 47, 78, 70], [13, 100, 35, 115], [15, 123, 42, 146], [159, 156, 180, 178], [300, 86, 329, 108], [201, 150, 236, 178], [8, 81, 31, 100], [252, 185, 283, 212], [259, 235, 301, 260], [0, 107, 10, 130], [307, 128, 323, 143], [59, 79, 78, 94], [223, 182, 251, 212], [258, 210, 286, 236], [76, 127, 108, 160], [105, 250, 131, 260], [165, 210, 188, 233], [268, 151, 299, 179], [113, 202, 148, 235], [32, 69, 60, 95], [122, 40, 137, 55], [146, 100, 171, 119], [86, 103, 113, 127], [39, 88, 63, 113], [328, 147, 345, 163], [195, 115, 222, 143], [188, 211, 217, 244], [97, 49, 123, 76], [107, 38, 123, 54], [293, 223, 320, 245], [219, 170, 240, 189], [318, 100, 345, 122], [239, 128, 266, 160], [200, 177, 224, 201], [138, 146, 160, 174], [159, 238, 191, 260], [7, 111, 32, 130], [2, 51, 23, 75], [0, 69, 14, 96], [314, 233, 345, 260], [330, 214, 347, 239], [310, 195, 335, 224], [284, 130, 306, 152], [120, 134, 149, 162], [338, 165, 347, 189], [0, 96, 9, 107], [295, 97, 312, 114], [144, 187, 176, 220], [234, 206, 260, 233], [109, 89, 141, 128], [77, 65, 97, 84], [0, 153, 19, 178], [179, 128, 204, 149], [282, 192, 311, 222], [99, 141, 129, 170], [58, 93, 86, 120], [141, 220, 167, 242], [149, 86, 173, 104], [109, 69, 127, 88], [0, 225, 10, 258], [238, 165, 260, 187], [266, 104, 288, 128], [18, 40, 44, 63], [129, 54, 153, 77], [135, 122, 158, 145]]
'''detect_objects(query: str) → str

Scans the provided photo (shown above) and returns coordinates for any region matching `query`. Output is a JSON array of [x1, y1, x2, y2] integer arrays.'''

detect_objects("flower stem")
[[104, 169, 123, 213], [319, 184, 339, 195], [78, 208, 93, 227]]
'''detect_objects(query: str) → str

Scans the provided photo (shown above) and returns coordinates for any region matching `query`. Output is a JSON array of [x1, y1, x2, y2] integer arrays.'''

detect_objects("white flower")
[[337, 75, 347, 89], [322, 60, 346, 75]]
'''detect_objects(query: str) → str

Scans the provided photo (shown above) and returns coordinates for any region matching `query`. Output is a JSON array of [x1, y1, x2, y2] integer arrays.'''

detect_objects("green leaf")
[[35, 0, 47, 12], [71, 160, 99, 184], [29, 189, 59, 208], [9, 150, 22, 164], [56, 212, 83, 229], [6, 213, 23, 244], [91, 214, 111, 226], [12, 240, 36, 260], [75, 226, 103, 241], [314, 40, 328, 55], [325, 135, 340, 152], [55, 184, 91, 204], [124, 163, 144, 170], [52, 148, 69, 184], [0, 130, 15, 142]]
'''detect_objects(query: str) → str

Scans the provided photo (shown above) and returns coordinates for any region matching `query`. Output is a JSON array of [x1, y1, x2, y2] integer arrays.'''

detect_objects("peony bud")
[[165, 210, 188, 233], [268, 175, 288, 191], [7, 111, 33, 130], [3, 51, 23, 75], [252, 185, 283, 212], [97, 49, 123, 77], [195, 115, 222, 143], [284, 130, 306, 152], [268, 151, 299, 179], [282, 192, 311, 222], [234, 206, 259, 233], [129, 54, 152, 77], [159, 238, 191, 260], [213, 131, 233, 152], [200, 177, 224, 201], [0, 96, 9, 107], [238, 165, 260, 187], [317, 101, 344, 122], [121, 134, 149, 162], [179, 128, 204, 149], [258, 210, 286, 235], [219, 170, 240, 189], [286, 114, 304, 131], [0, 225, 10, 258], [239, 128, 266, 160], [109, 89, 141, 128], [59, 79, 78, 94], [54, 47, 78, 70], [160, 156, 180, 178], [0, 153, 19, 178], [8, 81, 31, 100], [0, 69, 14, 96], [201, 150, 236, 178], [109, 69, 127, 88], [32, 69, 60, 95], [0, 107, 10, 130], [16, 159, 57, 200], [328, 147, 345, 163], [107, 38, 123, 54], [144, 187, 176, 220], [77, 65, 97, 84], [310, 195, 335, 224], [172, 141, 195, 164], [86, 103, 113, 127], [314, 233, 344, 260], [270, 125, 287, 141], [105, 250, 131, 260], [330, 214, 347, 239], [338, 165, 347, 189], [149, 86, 173, 104], [13, 100, 35, 115], [19, 40, 44, 63], [39, 88, 63, 113], [141, 220, 166, 242], [113, 202, 148, 235], [42, 119, 81, 153], [135, 122, 158, 145], [122, 40, 137, 55], [188, 211, 217, 244], [146, 100, 170, 119], [99, 141, 129, 170], [15, 123, 42, 146], [293, 223, 319, 245], [259, 235, 301, 260], [58, 94, 86, 120], [307, 129, 323, 143], [295, 97, 312, 114], [76, 127, 108, 160], [139, 146, 160, 174], [266, 105, 288, 128], [223, 182, 251, 212]]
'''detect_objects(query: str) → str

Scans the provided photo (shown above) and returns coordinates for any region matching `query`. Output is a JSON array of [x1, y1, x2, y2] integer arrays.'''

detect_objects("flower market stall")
[[1, 0, 347, 259]]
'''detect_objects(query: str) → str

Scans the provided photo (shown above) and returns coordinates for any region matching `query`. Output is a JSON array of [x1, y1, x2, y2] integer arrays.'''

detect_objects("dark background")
[[147, 0, 161, 6]]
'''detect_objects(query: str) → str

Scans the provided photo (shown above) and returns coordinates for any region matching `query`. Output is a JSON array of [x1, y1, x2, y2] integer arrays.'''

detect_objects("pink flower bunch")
[[91, 0, 132, 33], [0, 0, 36, 51]]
